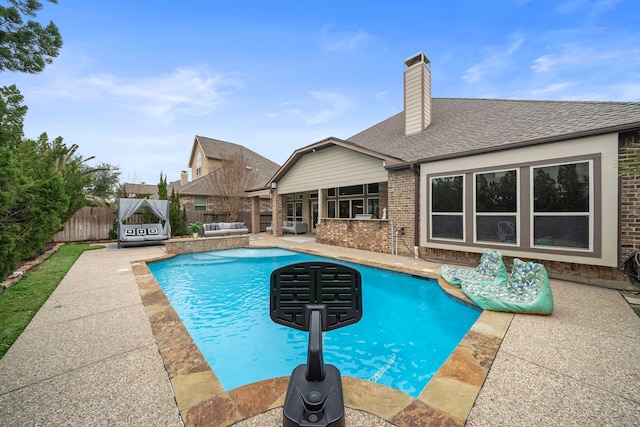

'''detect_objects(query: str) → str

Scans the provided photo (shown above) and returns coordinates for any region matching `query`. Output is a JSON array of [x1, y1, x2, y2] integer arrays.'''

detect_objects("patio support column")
[[317, 188, 323, 225], [250, 196, 260, 233], [272, 189, 284, 236]]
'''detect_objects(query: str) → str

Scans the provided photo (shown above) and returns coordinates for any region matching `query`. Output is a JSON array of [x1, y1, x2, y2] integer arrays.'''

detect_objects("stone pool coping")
[[132, 247, 512, 426]]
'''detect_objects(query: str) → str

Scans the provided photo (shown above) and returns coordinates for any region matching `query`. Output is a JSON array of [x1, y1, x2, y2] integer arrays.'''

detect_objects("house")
[[173, 135, 280, 232], [268, 52, 640, 289], [123, 182, 160, 199], [125, 135, 280, 233]]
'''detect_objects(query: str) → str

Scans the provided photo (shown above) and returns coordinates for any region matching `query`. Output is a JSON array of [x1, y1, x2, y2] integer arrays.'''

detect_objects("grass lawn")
[[0, 243, 102, 359]]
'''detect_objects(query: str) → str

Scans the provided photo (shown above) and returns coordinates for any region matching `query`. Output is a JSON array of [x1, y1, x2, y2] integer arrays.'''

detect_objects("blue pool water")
[[148, 248, 480, 398]]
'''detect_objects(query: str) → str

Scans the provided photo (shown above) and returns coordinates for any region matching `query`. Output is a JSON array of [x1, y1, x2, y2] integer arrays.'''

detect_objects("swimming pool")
[[148, 248, 480, 398]]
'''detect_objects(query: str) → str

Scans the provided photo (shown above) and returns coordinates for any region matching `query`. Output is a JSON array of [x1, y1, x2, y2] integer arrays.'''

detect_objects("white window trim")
[[530, 159, 594, 252], [472, 168, 520, 246], [429, 174, 465, 242]]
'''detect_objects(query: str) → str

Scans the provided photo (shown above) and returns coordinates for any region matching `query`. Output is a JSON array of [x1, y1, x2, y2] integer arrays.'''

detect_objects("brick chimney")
[[404, 52, 431, 136], [180, 170, 188, 186]]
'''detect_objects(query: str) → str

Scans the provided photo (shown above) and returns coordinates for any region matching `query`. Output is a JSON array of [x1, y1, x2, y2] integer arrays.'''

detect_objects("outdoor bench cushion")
[[440, 248, 507, 288], [461, 258, 554, 315]]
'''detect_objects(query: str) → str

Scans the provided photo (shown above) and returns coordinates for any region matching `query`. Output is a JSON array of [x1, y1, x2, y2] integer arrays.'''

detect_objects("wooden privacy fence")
[[53, 207, 272, 242], [53, 207, 116, 242]]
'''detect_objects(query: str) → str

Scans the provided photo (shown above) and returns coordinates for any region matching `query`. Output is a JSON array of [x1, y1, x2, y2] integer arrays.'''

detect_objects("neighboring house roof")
[[123, 183, 159, 199], [347, 98, 640, 167], [178, 135, 281, 196]]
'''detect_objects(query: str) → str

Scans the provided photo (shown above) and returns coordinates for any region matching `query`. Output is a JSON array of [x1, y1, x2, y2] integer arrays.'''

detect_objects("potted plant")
[[187, 221, 203, 238]]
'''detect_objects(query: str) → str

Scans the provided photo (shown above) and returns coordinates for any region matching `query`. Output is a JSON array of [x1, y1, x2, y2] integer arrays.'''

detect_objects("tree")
[[0, 86, 90, 279], [158, 172, 168, 200], [169, 188, 187, 236], [0, 85, 29, 277], [0, 0, 63, 73], [209, 151, 256, 222], [83, 162, 121, 206]]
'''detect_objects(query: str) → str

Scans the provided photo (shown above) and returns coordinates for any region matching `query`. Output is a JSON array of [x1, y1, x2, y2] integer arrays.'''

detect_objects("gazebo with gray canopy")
[[117, 198, 171, 248]]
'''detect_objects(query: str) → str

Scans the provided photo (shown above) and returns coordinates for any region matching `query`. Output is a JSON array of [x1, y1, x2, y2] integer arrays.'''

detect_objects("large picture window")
[[475, 170, 517, 244], [532, 161, 591, 249], [430, 175, 464, 240]]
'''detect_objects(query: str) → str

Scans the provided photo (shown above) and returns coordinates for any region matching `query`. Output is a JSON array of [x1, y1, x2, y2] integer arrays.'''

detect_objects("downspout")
[[410, 163, 420, 259]]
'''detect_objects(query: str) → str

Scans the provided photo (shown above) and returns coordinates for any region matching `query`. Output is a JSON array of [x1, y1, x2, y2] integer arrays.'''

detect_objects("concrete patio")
[[0, 236, 638, 425]]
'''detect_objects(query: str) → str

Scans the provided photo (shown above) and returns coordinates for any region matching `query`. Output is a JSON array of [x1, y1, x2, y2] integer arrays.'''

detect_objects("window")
[[532, 161, 591, 249], [428, 157, 597, 254], [367, 198, 379, 217], [430, 175, 464, 240], [286, 194, 303, 221], [324, 183, 381, 219], [285, 201, 303, 221], [352, 199, 364, 217], [475, 170, 518, 244], [339, 185, 364, 196], [327, 200, 336, 218], [196, 152, 202, 176], [194, 197, 207, 211], [339, 200, 350, 218]]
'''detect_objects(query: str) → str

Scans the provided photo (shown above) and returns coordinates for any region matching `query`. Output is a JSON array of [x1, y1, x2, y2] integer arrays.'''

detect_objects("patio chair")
[[497, 220, 515, 242], [461, 258, 554, 315], [440, 249, 508, 288]]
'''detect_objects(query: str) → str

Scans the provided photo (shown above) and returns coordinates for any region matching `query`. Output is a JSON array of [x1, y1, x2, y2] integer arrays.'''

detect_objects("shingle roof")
[[177, 135, 281, 196], [347, 98, 640, 164]]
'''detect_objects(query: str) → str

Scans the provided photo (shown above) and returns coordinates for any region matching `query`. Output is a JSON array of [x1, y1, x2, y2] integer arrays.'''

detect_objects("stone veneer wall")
[[620, 133, 640, 262], [165, 235, 249, 255], [317, 218, 392, 253], [388, 168, 417, 255]]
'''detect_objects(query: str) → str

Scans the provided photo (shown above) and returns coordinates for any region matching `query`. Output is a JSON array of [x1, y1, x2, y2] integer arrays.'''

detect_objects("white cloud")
[[462, 34, 524, 84], [554, 0, 623, 17], [27, 66, 244, 123], [321, 27, 371, 52], [530, 44, 621, 73], [285, 89, 353, 125], [507, 37, 524, 55], [527, 82, 575, 97], [462, 65, 483, 83], [554, 0, 589, 14], [374, 91, 389, 101], [87, 67, 244, 123]]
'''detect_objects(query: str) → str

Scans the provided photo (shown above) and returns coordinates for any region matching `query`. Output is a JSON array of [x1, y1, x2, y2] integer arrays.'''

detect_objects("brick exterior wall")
[[180, 195, 271, 230], [388, 169, 417, 255], [272, 192, 284, 236], [179, 195, 253, 215], [317, 218, 392, 253], [620, 133, 640, 261], [250, 197, 261, 235], [418, 247, 631, 289]]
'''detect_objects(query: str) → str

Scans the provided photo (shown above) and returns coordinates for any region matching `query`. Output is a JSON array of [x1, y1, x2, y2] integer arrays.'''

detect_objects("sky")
[[2, 0, 639, 185]]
